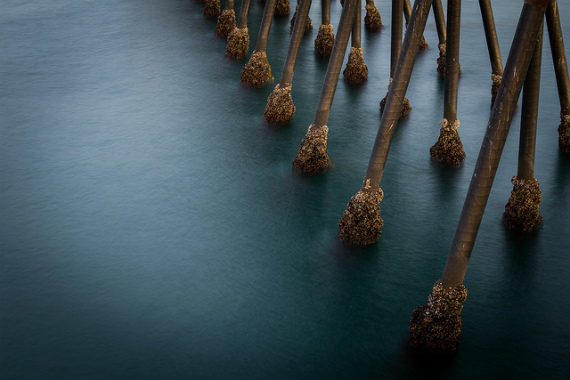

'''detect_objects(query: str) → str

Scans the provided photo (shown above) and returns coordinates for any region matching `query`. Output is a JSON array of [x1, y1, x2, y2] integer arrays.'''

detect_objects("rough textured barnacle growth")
[[502, 176, 543, 232], [559, 114, 570, 154], [225, 27, 249, 60], [292, 125, 331, 174], [430, 119, 466, 166], [491, 74, 502, 105], [241, 50, 271, 87], [343, 47, 368, 84], [216, 9, 236, 37], [264, 84, 296, 124], [364, 0, 382, 31], [275, 0, 290, 16], [338, 184, 384, 245], [314, 24, 335, 57], [203, 0, 221, 19], [409, 281, 468, 352]]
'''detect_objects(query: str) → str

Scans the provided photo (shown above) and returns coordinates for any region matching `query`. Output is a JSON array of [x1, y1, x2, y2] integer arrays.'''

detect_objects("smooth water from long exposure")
[[1, 0, 569, 378]]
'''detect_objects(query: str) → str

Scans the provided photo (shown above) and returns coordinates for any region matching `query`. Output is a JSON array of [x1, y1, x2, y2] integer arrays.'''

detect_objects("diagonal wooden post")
[[409, 0, 549, 352]]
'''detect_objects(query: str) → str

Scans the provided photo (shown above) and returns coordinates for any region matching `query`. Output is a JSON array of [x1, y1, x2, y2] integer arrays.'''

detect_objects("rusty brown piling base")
[[291, 5, 313, 33], [364, 1, 383, 31], [204, 0, 221, 18], [338, 187, 384, 245], [430, 119, 466, 166], [226, 27, 250, 60], [292, 125, 331, 174], [560, 114, 570, 154], [343, 47, 368, 84], [315, 24, 335, 56], [264, 84, 296, 124], [276, 0, 291, 16], [241, 50, 271, 87], [409, 281, 468, 352], [502, 176, 543, 232], [216, 9, 237, 37]]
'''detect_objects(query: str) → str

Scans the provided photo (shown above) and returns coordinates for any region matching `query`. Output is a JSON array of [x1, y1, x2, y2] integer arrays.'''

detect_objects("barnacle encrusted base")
[[292, 125, 331, 174], [409, 281, 468, 352], [380, 92, 412, 119], [203, 0, 221, 19], [364, 2, 383, 31], [216, 9, 236, 37], [241, 50, 270, 87], [559, 114, 570, 154], [275, 0, 290, 16], [503, 176, 543, 232], [338, 186, 384, 245], [290, 6, 313, 33], [419, 35, 428, 50], [225, 27, 249, 60], [343, 47, 368, 84], [264, 84, 296, 124], [430, 119, 466, 166], [314, 24, 335, 57], [491, 74, 502, 105]]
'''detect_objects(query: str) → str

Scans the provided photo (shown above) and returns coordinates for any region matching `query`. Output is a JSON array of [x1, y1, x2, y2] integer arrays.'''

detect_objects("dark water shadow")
[[553, 148, 570, 195], [501, 223, 540, 282], [429, 159, 467, 202]]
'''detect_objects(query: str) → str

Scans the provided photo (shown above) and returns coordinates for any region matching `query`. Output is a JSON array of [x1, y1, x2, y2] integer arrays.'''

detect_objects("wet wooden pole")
[[338, 0, 433, 245], [344, 0, 369, 84], [241, 0, 278, 87], [409, 0, 549, 352], [479, 0, 504, 104], [226, 0, 253, 60], [430, 0, 466, 166], [292, 0, 358, 174], [433, 0, 447, 73], [315, 0, 335, 57], [404, 0, 428, 50], [364, 0, 383, 31], [545, 0, 570, 154], [503, 21, 544, 232], [380, 0, 412, 118], [216, 0, 237, 38], [264, 0, 313, 124]]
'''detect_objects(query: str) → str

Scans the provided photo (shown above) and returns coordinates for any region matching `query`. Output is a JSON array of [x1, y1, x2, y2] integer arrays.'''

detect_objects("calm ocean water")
[[1, 0, 569, 378]]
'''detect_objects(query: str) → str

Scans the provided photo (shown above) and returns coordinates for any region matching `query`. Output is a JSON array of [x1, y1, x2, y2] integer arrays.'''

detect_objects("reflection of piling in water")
[[225, 0, 252, 60], [479, 0, 503, 104], [292, 0, 357, 174], [410, 0, 549, 352], [241, 0, 277, 87], [338, 0, 433, 245], [430, 0, 465, 166], [504, 22, 544, 232], [265, 0, 312, 124], [545, 0, 570, 154], [343, 0, 368, 84]]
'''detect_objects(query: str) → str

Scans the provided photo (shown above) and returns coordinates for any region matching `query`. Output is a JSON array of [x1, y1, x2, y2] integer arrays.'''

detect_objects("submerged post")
[[344, 0, 369, 84], [409, 0, 548, 352], [315, 0, 335, 57], [204, 0, 222, 19], [503, 21, 544, 232], [292, 0, 358, 174], [430, 0, 466, 166], [364, 0, 383, 31], [433, 0, 447, 73], [216, 0, 237, 38], [226, 0, 253, 60], [241, 0, 278, 87], [545, 0, 570, 154], [380, 0, 412, 118], [338, 0, 433, 245], [479, 0, 504, 104], [265, 0, 313, 124]]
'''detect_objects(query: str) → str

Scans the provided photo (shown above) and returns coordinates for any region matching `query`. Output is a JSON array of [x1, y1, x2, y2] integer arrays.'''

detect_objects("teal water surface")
[[1, 0, 569, 379]]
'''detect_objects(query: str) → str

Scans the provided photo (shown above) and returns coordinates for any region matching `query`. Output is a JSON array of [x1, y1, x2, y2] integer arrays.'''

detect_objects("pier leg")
[[479, 0, 504, 104], [409, 0, 548, 351], [430, 0, 466, 166], [241, 0, 278, 87], [292, 0, 358, 174], [405, 0, 428, 50], [265, 0, 313, 124], [344, 0, 369, 84], [364, 0, 383, 31], [204, 0, 222, 19], [291, 1, 313, 33], [315, 0, 335, 56], [216, 0, 237, 38], [503, 21, 544, 232], [276, 0, 291, 16], [338, 0, 433, 245], [226, 0, 253, 60], [433, 0, 447, 73], [545, 0, 570, 154]]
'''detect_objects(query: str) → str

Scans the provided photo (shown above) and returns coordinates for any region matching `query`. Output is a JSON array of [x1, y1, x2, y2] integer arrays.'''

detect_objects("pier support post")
[[344, 0, 369, 84], [226, 0, 252, 60], [364, 0, 383, 31], [216, 0, 237, 37], [315, 0, 335, 56], [479, 0, 504, 104]]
